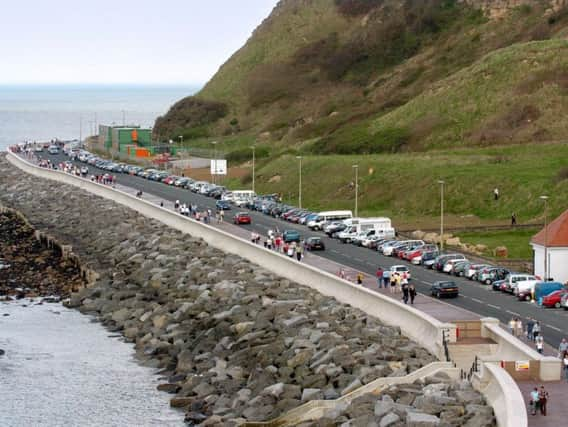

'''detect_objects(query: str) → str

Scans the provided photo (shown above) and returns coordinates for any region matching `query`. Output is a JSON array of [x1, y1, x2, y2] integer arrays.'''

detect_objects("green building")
[[98, 125, 152, 154]]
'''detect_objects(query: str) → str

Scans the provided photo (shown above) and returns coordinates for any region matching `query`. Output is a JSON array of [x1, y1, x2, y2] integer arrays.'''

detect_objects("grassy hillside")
[[245, 142, 568, 227], [155, 0, 568, 153], [372, 39, 568, 150]]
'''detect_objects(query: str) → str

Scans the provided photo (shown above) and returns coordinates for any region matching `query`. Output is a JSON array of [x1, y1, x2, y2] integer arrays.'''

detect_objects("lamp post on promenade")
[[540, 195, 549, 281], [296, 156, 302, 209], [211, 141, 218, 185], [438, 180, 445, 251], [251, 145, 256, 194], [353, 164, 359, 217]]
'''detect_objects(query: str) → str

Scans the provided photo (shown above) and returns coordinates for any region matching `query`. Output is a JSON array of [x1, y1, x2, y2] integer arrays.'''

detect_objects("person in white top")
[[563, 351, 568, 381], [535, 335, 544, 354]]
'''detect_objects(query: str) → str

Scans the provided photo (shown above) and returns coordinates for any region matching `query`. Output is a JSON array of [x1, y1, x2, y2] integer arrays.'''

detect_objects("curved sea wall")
[[0, 154, 495, 426]]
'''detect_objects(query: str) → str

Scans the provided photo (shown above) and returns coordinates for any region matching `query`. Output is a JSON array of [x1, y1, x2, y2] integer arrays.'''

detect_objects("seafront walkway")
[[111, 182, 567, 427]]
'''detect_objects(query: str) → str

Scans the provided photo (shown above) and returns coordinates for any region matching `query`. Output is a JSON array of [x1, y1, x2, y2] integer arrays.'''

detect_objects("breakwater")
[[0, 155, 495, 426]]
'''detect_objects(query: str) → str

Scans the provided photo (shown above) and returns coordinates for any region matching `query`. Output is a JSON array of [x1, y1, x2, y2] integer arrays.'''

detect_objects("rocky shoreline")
[[0, 210, 86, 300], [0, 155, 495, 426]]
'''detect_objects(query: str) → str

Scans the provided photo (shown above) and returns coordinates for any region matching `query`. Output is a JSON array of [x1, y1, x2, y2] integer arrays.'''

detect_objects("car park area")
[[39, 147, 568, 349]]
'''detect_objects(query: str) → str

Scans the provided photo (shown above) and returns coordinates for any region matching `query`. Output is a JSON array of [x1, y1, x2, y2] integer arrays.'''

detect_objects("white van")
[[349, 217, 395, 239], [514, 278, 540, 296], [232, 190, 256, 207], [48, 145, 59, 154], [307, 210, 353, 230]]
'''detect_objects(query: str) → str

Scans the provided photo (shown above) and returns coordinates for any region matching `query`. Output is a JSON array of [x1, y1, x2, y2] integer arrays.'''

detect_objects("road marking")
[[471, 298, 484, 304], [331, 249, 339, 254], [354, 258, 364, 262], [545, 324, 562, 332], [506, 310, 521, 316], [487, 304, 501, 310], [420, 280, 432, 285]]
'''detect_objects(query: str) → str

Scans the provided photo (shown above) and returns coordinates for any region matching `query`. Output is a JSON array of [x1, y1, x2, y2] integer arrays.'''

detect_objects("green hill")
[[153, 0, 568, 234], [155, 0, 568, 153]]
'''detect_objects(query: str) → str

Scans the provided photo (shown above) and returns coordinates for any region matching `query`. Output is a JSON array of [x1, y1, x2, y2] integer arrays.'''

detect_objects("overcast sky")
[[0, 0, 278, 85]]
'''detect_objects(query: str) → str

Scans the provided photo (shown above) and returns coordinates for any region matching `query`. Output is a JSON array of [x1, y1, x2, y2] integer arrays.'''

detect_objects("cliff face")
[[460, 0, 568, 18], [154, 0, 568, 155]]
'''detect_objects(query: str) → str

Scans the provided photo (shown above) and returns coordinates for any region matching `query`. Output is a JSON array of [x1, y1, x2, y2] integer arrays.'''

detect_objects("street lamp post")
[[251, 145, 256, 194], [296, 156, 302, 209], [540, 195, 549, 281], [438, 180, 445, 251], [353, 165, 359, 217], [211, 141, 218, 185]]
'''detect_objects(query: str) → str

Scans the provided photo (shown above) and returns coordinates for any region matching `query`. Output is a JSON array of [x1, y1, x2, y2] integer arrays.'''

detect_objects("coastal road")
[[44, 153, 568, 350]]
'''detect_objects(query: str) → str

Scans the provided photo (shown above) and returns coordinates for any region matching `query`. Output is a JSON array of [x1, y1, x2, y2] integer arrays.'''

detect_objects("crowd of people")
[[248, 229, 305, 262]]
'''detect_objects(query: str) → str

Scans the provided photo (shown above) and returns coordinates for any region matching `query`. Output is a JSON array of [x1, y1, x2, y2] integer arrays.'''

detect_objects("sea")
[[0, 84, 198, 151], [0, 85, 197, 426]]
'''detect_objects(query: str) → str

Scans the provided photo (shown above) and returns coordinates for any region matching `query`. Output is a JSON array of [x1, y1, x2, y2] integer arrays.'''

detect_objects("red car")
[[233, 212, 251, 225], [542, 290, 568, 308], [163, 176, 178, 185]]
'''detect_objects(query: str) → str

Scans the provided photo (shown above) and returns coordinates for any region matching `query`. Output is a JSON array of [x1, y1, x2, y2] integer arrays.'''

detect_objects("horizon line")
[[0, 82, 204, 87]]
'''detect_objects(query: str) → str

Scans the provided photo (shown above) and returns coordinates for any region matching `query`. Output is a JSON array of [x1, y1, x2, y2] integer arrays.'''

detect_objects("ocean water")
[[0, 85, 198, 151], [0, 301, 184, 426]]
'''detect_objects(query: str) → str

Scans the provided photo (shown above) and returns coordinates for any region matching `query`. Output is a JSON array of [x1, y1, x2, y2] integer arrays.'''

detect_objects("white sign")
[[515, 361, 530, 371], [210, 159, 227, 175]]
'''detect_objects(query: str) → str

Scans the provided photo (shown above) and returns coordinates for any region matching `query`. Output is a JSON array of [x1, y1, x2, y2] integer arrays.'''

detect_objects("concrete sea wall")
[[0, 153, 498, 425]]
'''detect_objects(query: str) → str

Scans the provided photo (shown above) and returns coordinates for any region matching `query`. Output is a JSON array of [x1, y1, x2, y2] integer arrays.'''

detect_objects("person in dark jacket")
[[409, 283, 417, 304]]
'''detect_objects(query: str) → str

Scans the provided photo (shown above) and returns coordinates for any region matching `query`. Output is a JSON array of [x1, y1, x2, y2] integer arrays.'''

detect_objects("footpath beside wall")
[[6, 152, 454, 360]]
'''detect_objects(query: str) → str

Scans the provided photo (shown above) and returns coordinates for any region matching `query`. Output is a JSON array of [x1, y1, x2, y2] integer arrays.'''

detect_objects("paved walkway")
[[120, 186, 480, 325], [517, 380, 568, 427]]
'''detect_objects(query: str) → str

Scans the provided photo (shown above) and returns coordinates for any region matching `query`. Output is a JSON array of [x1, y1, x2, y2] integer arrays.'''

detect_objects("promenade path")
[[113, 183, 567, 427], [10, 151, 565, 427]]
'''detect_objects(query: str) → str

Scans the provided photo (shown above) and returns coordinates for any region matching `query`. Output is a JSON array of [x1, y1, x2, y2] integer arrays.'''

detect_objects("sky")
[[0, 0, 279, 85]]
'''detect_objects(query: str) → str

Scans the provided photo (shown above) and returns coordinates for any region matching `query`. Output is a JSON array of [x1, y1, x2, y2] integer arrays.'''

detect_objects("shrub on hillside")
[[154, 96, 227, 139], [335, 0, 384, 16], [311, 126, 410, 155], [226, 146, 270, 164]]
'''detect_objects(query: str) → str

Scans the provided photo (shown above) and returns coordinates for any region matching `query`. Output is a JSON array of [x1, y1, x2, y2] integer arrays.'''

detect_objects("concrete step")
[[448, 343, 497, 373]]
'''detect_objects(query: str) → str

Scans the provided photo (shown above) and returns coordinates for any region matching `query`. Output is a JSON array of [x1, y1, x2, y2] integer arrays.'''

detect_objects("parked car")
[[542, 289, 568, 308], [233, 212, 251, 225], [283, 230, 301, 243], [420, 250, 439, 267], [452, 261, 471, 277], [562, 293, 568, 310], [305, 237, 325, 251], [478, 267, 509, 285], [535, 282, 565, 304], [48, 145, 59, 154], [465, 264, 491, 280], [443, 258, 468, 274], [433, 254, 466, 272], [430, 281, 459, 298], [215, 200, 232, 210]]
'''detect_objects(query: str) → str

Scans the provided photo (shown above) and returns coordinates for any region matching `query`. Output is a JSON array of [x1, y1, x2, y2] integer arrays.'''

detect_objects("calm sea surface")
[[0, 302, 184, 426], [0, 85, 197, 425], [0, 85, 197, 151]]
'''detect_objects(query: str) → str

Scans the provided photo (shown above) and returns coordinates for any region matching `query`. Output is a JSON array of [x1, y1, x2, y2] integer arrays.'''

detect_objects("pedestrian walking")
[[395, 273, 402, 293], [511, 212, 517, 226], [402, 283, 409, 304], [174, 200, 180, 210], [494, 187, 500, 200], [296, 244, 303, 262], [526, 318, 535, 341], [160, 201, 164, 207], [558, 338, 568, 357], [563, 351, 568, 381], [220, 209, 224, 223], [515, 318, 523, 338], [539, 386, 549, 416], [376, 267, 384, 288], [529, 387, 540, 416], [409, 283, 417, 304], [356, 272, 364, 285], [535, 334, 544, 354], [533, 321, 541, 340], [389, 273, 396, 294], [382, 269, 390, 289], [338, 268, 346, 280], [508, 317, 516, 336]]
